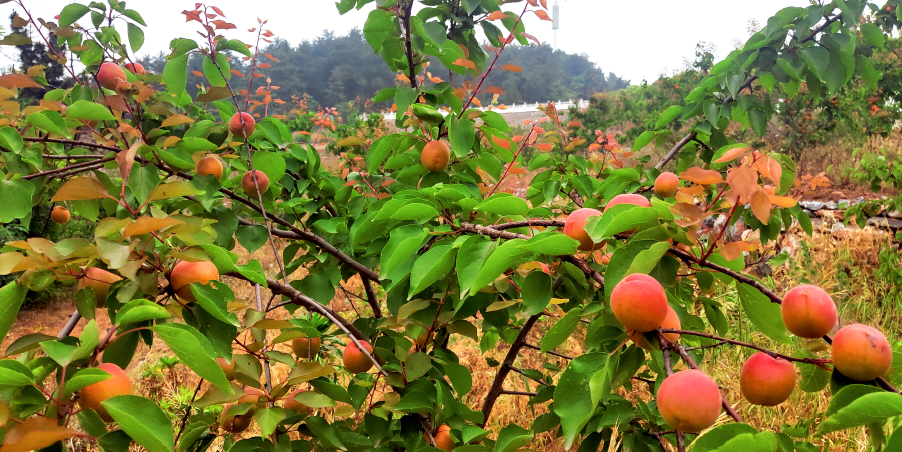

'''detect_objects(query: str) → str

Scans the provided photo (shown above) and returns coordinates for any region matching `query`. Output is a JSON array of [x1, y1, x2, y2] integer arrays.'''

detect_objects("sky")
[[1, 0, 813, 84]]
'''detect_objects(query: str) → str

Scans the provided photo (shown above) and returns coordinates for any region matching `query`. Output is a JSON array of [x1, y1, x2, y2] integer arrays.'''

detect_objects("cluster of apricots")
[[558, 180, 893, 434], [192, 112, 272, 198]]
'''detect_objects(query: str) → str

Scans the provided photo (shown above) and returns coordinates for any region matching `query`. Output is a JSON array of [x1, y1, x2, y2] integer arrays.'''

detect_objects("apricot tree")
[[0, 0, 900, 451]]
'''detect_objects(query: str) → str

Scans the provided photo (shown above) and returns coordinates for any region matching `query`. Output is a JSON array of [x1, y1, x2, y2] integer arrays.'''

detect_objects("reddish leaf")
[[768, 157, 783, 187], [486, 86, 505, 96], [535, 143, 554, 151], [487, 11, 508, 20], [230, 69, 245, 78], [452, 59, 476, 69], [212, 20, 236, 30], [750, 189, 771, 224], [115, 141, 141, 183], [492, 135, 510, 149], [714, 146, 749, 163], [717, 241, 742, 261], [211, 6, 226, 16], [726, 165, 758, 201], [0, 74, 42, 88], [501, 64, 522, 73], [534, 10, 552, 21]]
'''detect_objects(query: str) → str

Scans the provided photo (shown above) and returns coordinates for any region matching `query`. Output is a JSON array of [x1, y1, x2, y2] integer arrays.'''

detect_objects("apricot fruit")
[[739, 352, 795, 406], [97, 63, 126, 90], [343, 340, 375, 374], [656, 369, 721, 433], [421, 140, 451, 172], [220, 404, 253, 433], [170, 260, 220, 302], [781, 284, 837, 339], [426, 424, 454, 451], [563, 208, 602, 251], [611, 273, 668, 332], [217, 357, 236, 381], [241, 170, 270, 198], [283, 389, 312, 416], [78, 267, 122, 306], [832, 324, 892, 381], [79, 363, 133, 422], [51, 206, 70, 224], [654, 172, 679, 198], [628, 305, 680, 350], [196, 156, 224, 179], [291, 337, 322, 359], [603, 193, 651, 212], [229, 112, 255, 139], [124, 62, 145, 74]]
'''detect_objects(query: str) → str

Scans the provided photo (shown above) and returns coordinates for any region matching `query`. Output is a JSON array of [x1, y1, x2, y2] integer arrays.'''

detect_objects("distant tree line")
[[137, 29, 629, 117]]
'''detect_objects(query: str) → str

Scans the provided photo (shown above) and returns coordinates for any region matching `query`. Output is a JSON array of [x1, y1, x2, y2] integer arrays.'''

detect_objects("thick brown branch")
[[57, 310, 82, 339], [361, 278, 383, 318], [23, 156, 116, 180], [654, 132, 697, 171], [480, 314, 540, 427]]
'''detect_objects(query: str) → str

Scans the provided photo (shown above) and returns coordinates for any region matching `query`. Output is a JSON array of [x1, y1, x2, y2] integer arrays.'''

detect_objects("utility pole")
[[552, 0, 560, 50]]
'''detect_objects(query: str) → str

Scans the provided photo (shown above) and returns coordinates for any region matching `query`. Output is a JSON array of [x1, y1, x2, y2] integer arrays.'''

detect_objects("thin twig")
[[174, 379, 204, 446]]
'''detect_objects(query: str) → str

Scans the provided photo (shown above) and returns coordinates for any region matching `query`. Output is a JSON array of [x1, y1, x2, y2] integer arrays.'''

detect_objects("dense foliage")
[[0, 1, 901, 452]]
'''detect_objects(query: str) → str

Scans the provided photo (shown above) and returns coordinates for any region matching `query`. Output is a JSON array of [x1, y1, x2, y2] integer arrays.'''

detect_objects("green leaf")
[[736, 282, 790, 344], [66, 100, 116, 121], [64, 368, 112, 395], [122, 9, 147, 26], [518, 232, 578, 256], [449, 117, 476, 158], [655, 105, 683, 129], [541, 308, 583, 352], [625, 241, 671, 275], [235, 225, 269, 254], [151, 323, 233, 392], [457, 236, 493, 299], [202, 56, 225, 88], [27, 110, 70, 137], [0, 126, 24, 152], [102, 395, 175, 452], [59, 4, 91, 26], [366, 135, 398, 173], [190, 282, 239, 327], [216, 39, 252, 58], [492, 424, 533, 452], [469, 239, 529, 293], [860, 23, 884, 50], [474, 194, 528, 217], [817, 390, 902, 435], [801, 47, 830, 81], [409, 245, 456, 298], [405, 352, 432, 381], [0, 282, 28, 345], [554, 354, 609, 449], [585, 205, 658, 241], [42, 340, 78, 366], [0, 359, 35, 387], [126, 22, 144, 53], [632, 130, 655, 151], [251, 150, 287, 183], [856, 54, 881, 91], [163, 54, 189, 96], [443, 361, 473, 394], [253, 407, 285, 437], [391, 203, 438, 221], [691, 423, 759, 452], [711, 432, 778, 452], [0, 179, 35, 223], [521, 271, 552, 316]]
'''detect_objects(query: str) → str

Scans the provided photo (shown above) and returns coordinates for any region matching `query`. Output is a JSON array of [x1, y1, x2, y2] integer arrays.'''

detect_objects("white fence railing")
[[365, 99, 591, 121]]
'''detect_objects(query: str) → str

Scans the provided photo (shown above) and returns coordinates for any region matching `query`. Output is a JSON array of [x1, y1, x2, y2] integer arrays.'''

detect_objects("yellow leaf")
[[51, 177, 110, 202], [162, 135, 181, 148], [0, 416, 80, 452], [769, 195, 798, 208], [147, 181, 203, 202], [161, 114, 195, 127], [717, 242, 742, 261], [487, 299, 518, 312], [452, 58, 476, 69], [549, 298, 570, 305], [335, 136, 364, 147], [122, 217, 184, 237]]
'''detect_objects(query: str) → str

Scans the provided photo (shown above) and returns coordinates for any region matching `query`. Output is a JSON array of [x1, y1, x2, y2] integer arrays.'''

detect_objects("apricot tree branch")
[[660, 329, 829, 366], [239, 274, 389, 378], [57, 310, 82, 339], [361, 278, 383, 318], [22, 156, 116, 180], [480, 314, 540, 427]]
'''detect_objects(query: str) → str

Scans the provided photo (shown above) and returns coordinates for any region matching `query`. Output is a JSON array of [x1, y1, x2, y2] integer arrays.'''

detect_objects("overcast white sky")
[[2, 0, 811, 84]]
